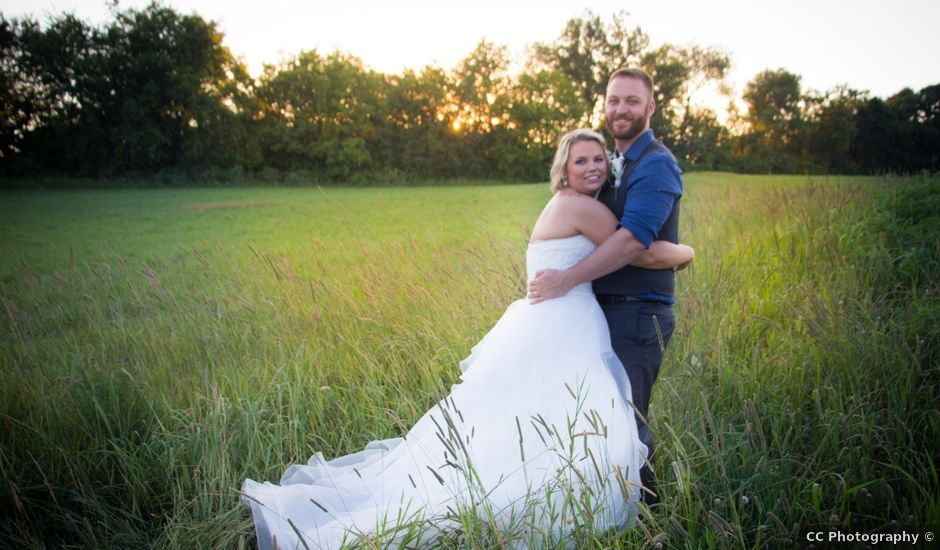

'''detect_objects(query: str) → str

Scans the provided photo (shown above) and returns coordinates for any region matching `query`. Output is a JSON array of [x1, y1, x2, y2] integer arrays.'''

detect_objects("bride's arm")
[[630, 242, 695, 270]]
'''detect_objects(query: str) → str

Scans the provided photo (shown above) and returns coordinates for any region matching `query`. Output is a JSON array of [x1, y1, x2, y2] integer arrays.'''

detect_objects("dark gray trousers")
[[600, 301, 676, 499]]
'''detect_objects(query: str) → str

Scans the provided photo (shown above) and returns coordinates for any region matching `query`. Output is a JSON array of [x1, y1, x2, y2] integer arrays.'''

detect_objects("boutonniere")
[[610, 154, 625, 200]]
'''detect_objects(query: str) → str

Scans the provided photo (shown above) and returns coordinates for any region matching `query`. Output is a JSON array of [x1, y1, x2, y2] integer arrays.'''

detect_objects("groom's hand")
[[674, 258, 693, 271], [528, 269, 573, 304]]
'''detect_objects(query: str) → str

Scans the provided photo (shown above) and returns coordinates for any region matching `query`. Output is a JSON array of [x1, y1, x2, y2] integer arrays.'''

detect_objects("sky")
[[3, 0, 939, 111]]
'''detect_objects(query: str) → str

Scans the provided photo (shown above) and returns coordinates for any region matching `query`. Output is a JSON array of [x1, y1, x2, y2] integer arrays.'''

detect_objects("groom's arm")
[[528, 228, 645, 303]]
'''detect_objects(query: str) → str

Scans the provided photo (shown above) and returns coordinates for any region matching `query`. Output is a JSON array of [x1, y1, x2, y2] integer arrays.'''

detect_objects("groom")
[[528, 67, 683, 505]]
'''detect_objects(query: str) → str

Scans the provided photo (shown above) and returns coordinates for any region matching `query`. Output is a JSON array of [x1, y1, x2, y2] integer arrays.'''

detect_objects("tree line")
[[1, 3, 937, 183]]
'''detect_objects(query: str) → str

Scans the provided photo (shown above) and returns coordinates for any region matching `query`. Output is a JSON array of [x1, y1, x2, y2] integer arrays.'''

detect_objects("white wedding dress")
[[242, 235, 648, 549]]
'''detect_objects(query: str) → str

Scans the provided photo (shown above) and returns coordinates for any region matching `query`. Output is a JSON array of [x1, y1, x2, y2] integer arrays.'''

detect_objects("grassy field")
[[0, 174, 937, 548]]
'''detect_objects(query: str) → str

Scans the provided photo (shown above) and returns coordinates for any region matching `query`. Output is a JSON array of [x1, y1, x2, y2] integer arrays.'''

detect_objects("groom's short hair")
[[608, 67, 654, 97]]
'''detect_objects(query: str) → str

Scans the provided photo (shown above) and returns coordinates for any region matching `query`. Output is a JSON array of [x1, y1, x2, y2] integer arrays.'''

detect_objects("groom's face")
[[605, 76, 655, 143]]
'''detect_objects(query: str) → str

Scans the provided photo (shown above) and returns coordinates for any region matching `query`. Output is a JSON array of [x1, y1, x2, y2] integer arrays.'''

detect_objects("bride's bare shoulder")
[[554, 191, 595, 205], [553, 192, 608, 215], [531, 192, 616, 243]]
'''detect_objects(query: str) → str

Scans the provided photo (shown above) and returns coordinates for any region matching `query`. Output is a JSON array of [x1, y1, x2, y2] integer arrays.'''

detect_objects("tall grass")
[[0, 174, 936, 548]]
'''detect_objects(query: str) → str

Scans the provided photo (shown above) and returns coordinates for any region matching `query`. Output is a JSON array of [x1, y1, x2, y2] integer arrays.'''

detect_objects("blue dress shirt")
[[616, 129, 683, 249], [615, 129, 683, 304]]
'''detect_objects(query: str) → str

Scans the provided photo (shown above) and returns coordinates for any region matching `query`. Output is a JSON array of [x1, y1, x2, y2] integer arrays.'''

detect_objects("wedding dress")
[[242, 234, 648, 549]]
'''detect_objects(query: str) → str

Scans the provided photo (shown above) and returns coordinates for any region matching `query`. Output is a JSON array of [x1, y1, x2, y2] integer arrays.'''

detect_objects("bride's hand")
[[528, 268, 572, 304]]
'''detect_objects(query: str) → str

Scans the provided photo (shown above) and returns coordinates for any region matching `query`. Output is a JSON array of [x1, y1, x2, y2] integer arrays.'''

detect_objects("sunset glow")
[[2, 0, 937, 116]]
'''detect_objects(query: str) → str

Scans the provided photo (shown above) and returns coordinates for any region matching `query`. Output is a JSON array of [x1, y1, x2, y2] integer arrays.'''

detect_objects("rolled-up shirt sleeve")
[[619, 153, 683, 248]]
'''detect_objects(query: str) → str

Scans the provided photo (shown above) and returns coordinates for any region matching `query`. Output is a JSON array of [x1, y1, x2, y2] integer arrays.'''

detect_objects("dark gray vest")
[[593, 140, 680, 298]]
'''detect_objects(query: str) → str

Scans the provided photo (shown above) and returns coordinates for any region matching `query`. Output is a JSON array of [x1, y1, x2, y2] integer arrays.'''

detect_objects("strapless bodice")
[[525, 234, 596, 296]]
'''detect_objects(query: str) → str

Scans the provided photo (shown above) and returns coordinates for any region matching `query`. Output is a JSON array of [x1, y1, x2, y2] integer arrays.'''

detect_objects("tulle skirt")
[[242, 289, 647, 549]]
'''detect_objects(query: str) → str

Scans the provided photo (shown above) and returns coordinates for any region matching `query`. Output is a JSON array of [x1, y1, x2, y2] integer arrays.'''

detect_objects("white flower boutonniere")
[[610, 154, 625, 200]]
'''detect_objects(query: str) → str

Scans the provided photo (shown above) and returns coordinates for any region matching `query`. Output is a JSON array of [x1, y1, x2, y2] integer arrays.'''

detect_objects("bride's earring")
[[562, 177, 569, 187]]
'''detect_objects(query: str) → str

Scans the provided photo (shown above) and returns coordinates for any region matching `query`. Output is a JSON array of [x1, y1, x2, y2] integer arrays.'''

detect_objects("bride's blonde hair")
[[549, 128, 609, 193]]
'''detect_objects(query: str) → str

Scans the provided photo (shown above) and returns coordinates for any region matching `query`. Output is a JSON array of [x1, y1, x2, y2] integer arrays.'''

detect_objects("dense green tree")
[[532, 10, 648, 124], [852, 84, 940, 173], [255, 50, 385, 181], [642, 44, 731, 166], [179, 59, 263, 173], [803, 85, 865, 173], [2, 13, 104, 173], [917, 84, 940, 171], [0, 17, 43, 163], [113, 5, 245, 172], [673, 108, 732, 170], [451, 41, 510, 133], [380, 67, 458, 177], [735, 69, 805, 172], [852, 97, 899, 173], [886, 85, 940, 172], [447, 40, 512, 177], [493, 69, 587, 179], [2, 4, 242, 175]]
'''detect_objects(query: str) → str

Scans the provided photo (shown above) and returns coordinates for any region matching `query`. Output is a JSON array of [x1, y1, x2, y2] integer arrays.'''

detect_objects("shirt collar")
[[619, 129, 655, 161]]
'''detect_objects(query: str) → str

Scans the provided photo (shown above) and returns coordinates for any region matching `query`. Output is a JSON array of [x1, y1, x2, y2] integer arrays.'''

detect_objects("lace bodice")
[[525, 234, 596, 296]]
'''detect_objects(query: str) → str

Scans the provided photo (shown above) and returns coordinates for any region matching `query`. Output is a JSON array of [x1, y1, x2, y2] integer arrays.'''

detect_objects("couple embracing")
[[242, 67, 692, 548]]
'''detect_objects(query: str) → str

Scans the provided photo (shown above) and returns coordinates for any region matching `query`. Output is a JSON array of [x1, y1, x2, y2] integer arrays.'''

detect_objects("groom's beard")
[[607, 109, 651, 142]]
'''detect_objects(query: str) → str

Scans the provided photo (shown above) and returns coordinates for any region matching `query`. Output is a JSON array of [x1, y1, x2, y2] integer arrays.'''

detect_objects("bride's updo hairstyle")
[[549, 128, 610, 193]]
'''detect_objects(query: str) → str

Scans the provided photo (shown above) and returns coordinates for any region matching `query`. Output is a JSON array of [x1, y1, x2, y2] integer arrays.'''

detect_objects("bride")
[[241, 128, 694, 549]]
